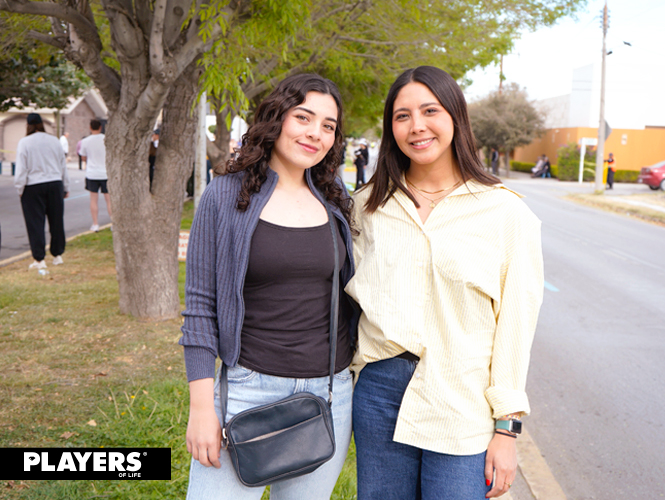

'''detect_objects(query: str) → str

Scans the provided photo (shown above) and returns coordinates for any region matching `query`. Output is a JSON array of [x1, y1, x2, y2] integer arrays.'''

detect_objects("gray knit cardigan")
[[179, 168, 357, 382]]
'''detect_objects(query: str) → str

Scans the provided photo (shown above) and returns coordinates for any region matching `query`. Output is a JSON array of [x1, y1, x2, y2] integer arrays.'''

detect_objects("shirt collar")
[[450, 179, 525, 199]]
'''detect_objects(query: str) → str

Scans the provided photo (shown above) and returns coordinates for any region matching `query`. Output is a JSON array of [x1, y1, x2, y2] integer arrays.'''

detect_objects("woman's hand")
[[484, 432, 517, 498], [186, 378, 222, 468]]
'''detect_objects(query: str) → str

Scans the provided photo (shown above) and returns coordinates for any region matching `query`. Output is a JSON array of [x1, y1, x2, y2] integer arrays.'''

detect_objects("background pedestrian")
[[605, 152, 616, 189], [13, 113, 69, 269], [490, 147, 499, 175], [59, 132, 69, 159], [354, 138, 369, 189], [80, 119, 111, 231]]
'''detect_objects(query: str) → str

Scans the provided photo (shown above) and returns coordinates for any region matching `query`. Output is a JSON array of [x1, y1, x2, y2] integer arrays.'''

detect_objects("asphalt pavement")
[[502, 172, 665, 499], [0, 161, 111, 262]]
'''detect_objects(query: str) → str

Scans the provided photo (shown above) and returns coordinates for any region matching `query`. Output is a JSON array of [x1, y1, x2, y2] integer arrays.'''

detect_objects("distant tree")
[[468, 83, 546, 177], [0, 17, 88, 117]]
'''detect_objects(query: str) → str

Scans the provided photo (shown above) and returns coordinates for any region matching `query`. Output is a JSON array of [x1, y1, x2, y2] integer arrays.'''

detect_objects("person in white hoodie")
[[14, 113, 69, 269]]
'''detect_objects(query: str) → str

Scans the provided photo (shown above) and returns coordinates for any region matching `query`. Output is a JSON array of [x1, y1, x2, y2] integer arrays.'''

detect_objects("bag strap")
[[325, 201, 340, 405], [220, 202, 341, 430]]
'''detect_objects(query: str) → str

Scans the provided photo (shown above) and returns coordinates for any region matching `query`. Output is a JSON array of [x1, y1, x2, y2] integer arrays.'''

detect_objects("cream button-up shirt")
[[345, 179, 544, 455]]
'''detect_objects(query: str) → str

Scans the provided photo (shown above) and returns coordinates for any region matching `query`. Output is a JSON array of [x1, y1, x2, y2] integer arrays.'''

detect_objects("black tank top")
[[238, 218, 352, 377]]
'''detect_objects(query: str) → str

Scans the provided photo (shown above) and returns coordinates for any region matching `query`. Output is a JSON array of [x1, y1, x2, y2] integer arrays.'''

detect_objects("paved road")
[[0, 162, 111, 261], [502, 175, 665, 499]]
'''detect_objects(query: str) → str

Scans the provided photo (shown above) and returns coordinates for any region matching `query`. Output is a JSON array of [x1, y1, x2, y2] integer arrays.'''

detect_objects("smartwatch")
[[495, 419, 522, 435]]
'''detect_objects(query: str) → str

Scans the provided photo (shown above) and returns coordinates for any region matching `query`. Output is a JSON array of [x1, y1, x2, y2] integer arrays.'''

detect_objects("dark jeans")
[[607, 169, 614, 188], [20, 181, 66, 261], [353, 357, 490, 500], [356, 165, 365, 189]]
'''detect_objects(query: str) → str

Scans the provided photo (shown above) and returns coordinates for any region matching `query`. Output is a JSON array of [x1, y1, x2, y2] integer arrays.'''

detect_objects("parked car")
[[638, 160, 665, 190]]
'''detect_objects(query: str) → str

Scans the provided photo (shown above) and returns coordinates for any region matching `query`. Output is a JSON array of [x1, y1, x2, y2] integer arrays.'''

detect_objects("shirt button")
[[415, 373, 422, 379], [416, 261, 423, 268]]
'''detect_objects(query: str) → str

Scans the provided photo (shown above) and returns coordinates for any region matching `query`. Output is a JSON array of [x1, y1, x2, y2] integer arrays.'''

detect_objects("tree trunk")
[[504, 148, 511, 178], [106, 67, 200, 319], [213, 106, 232, 174]]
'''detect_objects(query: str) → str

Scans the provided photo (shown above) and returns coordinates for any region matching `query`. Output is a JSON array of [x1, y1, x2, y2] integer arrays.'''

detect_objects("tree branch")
[[1, 0, 121, 110], [28, 30, 66, 51], [337, 35, 428, 46], [0, 0, 101, 50], [150, 0, 168, 78]]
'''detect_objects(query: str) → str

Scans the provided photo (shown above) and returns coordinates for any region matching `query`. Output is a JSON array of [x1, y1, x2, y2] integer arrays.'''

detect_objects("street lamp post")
[[594, 1, 609, 193]]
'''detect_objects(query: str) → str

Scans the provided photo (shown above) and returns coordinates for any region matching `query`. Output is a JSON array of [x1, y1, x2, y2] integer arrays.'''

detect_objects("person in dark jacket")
[[354, 138, 369, 189], [179, 73, 357, 499], [605, 152, 616, 189]]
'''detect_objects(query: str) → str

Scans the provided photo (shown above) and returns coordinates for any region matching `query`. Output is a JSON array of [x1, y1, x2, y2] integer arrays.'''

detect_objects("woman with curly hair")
[[179, 73, 357, 499]]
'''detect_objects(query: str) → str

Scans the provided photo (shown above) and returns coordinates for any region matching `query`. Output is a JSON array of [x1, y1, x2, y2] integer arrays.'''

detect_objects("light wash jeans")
[[186, 364, 353, 500]]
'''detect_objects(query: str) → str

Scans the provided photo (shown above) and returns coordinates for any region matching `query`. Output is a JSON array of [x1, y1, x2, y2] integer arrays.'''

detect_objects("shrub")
[[510, 161, 535, 173], [556, 143, 596, 181], [614, 170, 640, 183], [510, 161, 558, 178]]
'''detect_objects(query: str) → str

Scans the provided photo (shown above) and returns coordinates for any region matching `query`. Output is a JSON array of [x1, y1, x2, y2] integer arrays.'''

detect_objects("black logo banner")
[[1, 448, 171, 480]]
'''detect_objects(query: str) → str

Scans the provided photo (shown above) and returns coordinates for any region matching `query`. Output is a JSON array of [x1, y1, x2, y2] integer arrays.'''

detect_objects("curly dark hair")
[[227, 73, 353, 228]]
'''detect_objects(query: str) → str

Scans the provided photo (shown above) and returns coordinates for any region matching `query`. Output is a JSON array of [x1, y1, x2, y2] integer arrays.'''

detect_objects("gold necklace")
[[405, 176, 461, 195], [411, 190, 449, 208], [406, 178, 462, 208]]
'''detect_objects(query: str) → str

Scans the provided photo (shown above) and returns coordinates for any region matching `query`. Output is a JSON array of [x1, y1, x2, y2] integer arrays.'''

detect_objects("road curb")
[[517, 429, 567, 500], [0, 223, 112, 269]]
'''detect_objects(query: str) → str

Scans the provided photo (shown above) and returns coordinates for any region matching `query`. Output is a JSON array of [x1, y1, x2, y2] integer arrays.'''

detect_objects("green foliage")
[[511, 161, 536, 173], [201, 0, 585, 136], [469, 83, 546, 154], [613, 170, 639, 183], [201, 0, 311, 117], [511, 160, 559, 177], [0, 15, 89, 112], [556, 142, 595, 181]]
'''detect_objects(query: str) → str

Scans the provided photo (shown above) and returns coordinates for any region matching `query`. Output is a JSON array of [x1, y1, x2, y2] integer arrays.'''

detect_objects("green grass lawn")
[[0, 201, 357, 499]]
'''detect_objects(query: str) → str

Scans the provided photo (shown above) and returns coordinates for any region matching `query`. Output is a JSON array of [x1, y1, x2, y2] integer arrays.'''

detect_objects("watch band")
[[495, 419, 522, 434]]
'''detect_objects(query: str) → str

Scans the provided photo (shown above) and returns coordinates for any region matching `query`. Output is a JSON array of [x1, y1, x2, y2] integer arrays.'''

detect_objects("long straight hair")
[[228, 73, 353, 227], [27, 122, 46, 136], [364, 66, 499, 213]]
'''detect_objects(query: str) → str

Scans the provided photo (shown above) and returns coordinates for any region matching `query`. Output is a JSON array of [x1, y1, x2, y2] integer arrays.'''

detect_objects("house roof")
[[0, 88, 108, 121]]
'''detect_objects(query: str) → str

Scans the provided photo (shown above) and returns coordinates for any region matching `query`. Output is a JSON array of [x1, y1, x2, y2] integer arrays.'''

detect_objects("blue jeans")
[[353, 357, 490, 500], [187, 365, 353, 500]]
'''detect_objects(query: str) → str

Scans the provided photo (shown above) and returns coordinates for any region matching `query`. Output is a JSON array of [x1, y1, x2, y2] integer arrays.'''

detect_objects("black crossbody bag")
[[219, 202, 340, 487]]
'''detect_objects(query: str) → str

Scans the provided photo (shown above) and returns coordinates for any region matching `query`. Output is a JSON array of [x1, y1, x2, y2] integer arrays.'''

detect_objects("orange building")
[[514, 126, 665, 171]]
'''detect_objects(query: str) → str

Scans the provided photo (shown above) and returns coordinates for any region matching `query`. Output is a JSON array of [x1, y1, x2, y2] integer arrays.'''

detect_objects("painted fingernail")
[[486, 479, 491, 486]]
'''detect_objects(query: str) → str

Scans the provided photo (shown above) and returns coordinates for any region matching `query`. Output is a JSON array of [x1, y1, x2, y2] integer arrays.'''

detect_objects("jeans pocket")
[[227, 364, 257, 383], [333, 367, 352, 381]]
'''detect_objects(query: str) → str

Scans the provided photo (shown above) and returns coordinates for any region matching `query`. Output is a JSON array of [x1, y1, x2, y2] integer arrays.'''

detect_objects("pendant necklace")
[[406, 177, 462, 208]]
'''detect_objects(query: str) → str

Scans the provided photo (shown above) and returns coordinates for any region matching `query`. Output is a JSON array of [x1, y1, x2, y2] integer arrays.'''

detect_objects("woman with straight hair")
[[179, 73, 357, 499], [346, 66, 544, 499], [14, 113, 69, 269]]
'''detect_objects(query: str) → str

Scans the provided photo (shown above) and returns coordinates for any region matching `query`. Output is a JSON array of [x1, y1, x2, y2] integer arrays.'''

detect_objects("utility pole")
[[594, 1, 609, 193]]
